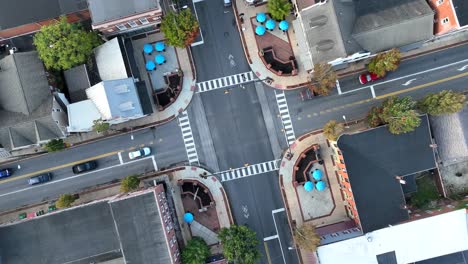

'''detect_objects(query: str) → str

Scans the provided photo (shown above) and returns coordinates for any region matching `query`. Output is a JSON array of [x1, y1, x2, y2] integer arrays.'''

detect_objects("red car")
[[359, 72, 381, 84]]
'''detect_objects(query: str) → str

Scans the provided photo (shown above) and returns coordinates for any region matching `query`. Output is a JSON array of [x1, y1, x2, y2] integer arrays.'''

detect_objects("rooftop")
[[88, 0, 160, 24], [337, 116, 436, 232], [64, 64, 92, 103], [0, 188, 171, 264], [0, 0, 88, 30], [450, 0, 468, 27], [317, 209, 468, 264]]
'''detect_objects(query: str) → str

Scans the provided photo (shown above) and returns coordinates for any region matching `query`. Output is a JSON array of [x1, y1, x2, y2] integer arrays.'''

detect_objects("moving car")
[[28, 173, 52, 185], [359, 72, 381, 84], [129, 147, 152, 160], [72, 161, 98, 174], [0, 168, 12, 179]]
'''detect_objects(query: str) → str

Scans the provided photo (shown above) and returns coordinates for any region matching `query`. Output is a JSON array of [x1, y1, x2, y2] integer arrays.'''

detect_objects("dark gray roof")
[[352, 0, 434, 52], [337, 116, 436, 233], [415, 249, 468, 264], [64, 64, 91, 103], [377, 251, 397, 264], [0, 201, 121, 264], [0, 0, 88, 30], [0, 52, 64, 150], [299, 0, 347, 63], [109, 192, 171, 263], [0, 190, 172, 264], [332, 0, 362, 55], [454, 0, 468, 27], [430, 106, 468, 165], [88, 0, 160, 24]]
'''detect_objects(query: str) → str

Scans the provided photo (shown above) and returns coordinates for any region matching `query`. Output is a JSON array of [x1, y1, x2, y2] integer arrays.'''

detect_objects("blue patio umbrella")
[[145, 60, 156, 71], [304, 181, 314, 192], [312, 169, 323, 181], [316, 181, 326, 191], [265, 19, 275, 31], [143, 43, 153, 54], [279, 20, 289, 31], [155, 41, 165, 52], [184, 212, 194, 223], [155, 54, 166, 65], [256, 13, 267, 23], [255, 25, 266, 36]]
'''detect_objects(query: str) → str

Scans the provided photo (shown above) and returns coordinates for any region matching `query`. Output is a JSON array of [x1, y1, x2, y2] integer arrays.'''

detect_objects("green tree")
[[161, 9, 199, 48], [56, 194, 76, 208], [367, 48, 401, 77], [323, 120, 344, 141], [371, 96, 421, 134], [418, 90, 466, 116], [311, 62, 337, 96], [120, 175, 140, 193], [33, 16, 101, 71], [218, 225, 260, 264], [367, 106, 383, 128], [267, 0, 292, 20], [44, 139, 65, 152], [92, 119, 110, 133], [294, 223, 321, 252], [181, 237, 210, 264]]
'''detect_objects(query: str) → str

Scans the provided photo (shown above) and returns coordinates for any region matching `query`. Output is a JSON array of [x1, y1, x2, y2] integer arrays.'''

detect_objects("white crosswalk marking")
[[178, 111, 199, 164], [275, 91, 296, 146], [218, 160, 280, 182], [196, 71, 256, 93]]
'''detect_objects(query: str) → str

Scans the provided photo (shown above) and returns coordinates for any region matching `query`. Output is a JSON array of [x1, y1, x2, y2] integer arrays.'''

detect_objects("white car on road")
[[128, 147, 152, 160]]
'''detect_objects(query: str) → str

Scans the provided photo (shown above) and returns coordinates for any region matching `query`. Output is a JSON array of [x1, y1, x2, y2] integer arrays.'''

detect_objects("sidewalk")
[[233, 2, 310, 89]]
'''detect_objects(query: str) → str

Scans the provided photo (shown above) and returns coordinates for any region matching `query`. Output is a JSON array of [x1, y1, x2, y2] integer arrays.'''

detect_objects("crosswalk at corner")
[[178, 111, 199, 164], [275, 91, 296, 146], [218, 160, 280, 182], [196, 71, 256, 93]]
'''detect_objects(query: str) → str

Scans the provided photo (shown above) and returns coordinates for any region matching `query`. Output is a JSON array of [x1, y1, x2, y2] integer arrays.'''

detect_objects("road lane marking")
[[0, 156, 155, 198], [457, 65, 468, 71], [0, 150, 122, 185], [336, 79, 342, 94], [264, 242, 273, 264], [264, 235, 279, 241], [272, 208, 287, 264], [342, 57, 468, 95], [196, 71, 256, 93], [402, 78, 417, 86], [118, 152, 123, 164], [370, 86, 376, 98], [178, 111, 199, 164], [275, 91, 296, 145], [151, 155, 158, 171], [219, 160, 280, 182], [272, 208, 285, 214]]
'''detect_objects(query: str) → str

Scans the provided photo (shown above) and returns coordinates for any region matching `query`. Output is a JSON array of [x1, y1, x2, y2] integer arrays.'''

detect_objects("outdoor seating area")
[[293, 144, 321, 185], [142, 40, 182, 111], [252, 13, 298, 76], [179, 180, 215, 209]]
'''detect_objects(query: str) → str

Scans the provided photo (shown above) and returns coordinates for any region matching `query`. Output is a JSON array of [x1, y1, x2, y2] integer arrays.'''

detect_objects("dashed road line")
[[275, 91, 296, 145], [196, 71, 256, 93], [218, 159, 280, 182], [178, 111, 199, 164]]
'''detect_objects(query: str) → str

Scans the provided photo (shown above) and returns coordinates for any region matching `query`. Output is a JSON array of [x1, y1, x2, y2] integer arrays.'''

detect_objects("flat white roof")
[[317, 209, 468, 264], [67, 100, 102, 132], [94, 37, 128, 81]]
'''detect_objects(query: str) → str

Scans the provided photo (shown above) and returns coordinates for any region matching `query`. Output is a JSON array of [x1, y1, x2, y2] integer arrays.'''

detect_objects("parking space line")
[[264, 235, 279, 241], [151, 156, 158, 171], [118, 152, 123, 164], [370, 85, 376, 98], [272, 208, 287, 264]]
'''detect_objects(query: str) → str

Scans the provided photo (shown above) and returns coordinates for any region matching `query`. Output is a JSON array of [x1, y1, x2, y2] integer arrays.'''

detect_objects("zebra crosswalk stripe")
[[218, 160, 281, 182], [196, 71, 256, 93], [178, 111, 199, 164], [275, 91, 296, 146]]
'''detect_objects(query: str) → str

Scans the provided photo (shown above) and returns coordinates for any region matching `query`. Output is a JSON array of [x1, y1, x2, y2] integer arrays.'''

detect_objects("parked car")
[[72, 161, 97, 174], [224, 0, 232, 7], [300, 89, 315, 101], [359, 72, 381, 84], [0, 168, 12, 179], [129, 147, 152, 160], [28, 173, 52, 185]]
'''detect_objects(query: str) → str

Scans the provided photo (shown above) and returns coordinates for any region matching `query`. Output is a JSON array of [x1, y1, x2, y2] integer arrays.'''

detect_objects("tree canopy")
[[323, 120, 344, 141], [218, 225, 260, 264], [418, 90, 466, 116], [294, 223, 321, 252], [311, 62, 337, 96], [367, 96, 421, 134], [56, 194, 76, 208], [161, 9, 199, 48], [367, 48, 401, 77], [267, 0, 292, 20], [120, 175, 140, 193], [93, 119, 110, 133], [181, 237, 210, 264], [44, 139, 65, 152], [33, 16, 101, 71]]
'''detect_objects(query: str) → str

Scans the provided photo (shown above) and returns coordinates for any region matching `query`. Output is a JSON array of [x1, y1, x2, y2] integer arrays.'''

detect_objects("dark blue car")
[[0, 168, 12, 179]]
